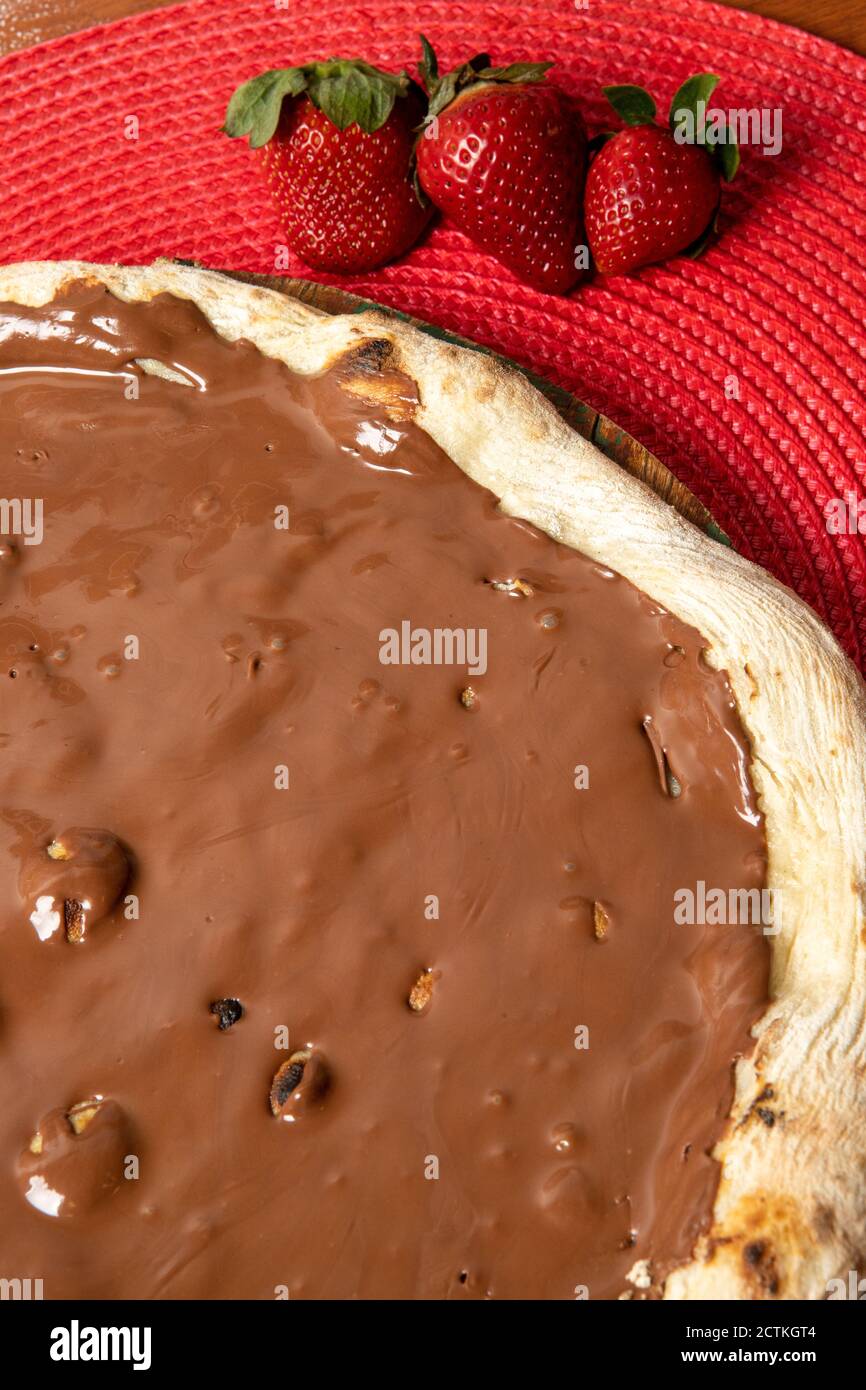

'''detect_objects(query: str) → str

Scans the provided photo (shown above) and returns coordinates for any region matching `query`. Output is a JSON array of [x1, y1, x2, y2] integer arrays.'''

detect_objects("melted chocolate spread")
[[0, 284, 769, 1299]]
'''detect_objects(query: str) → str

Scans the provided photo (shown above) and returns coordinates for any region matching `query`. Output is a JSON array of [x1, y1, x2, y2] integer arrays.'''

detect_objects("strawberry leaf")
[[309, 60, 409, 134], [669, 73, 720, 134], [223, 68, 308, 148], [474, 62, 553, 83], [603, 84, 656, 126], [418, 33, 439, 89], [417, 36, 550, 126], [669, 75, 739, 181], [224, 59, 410, 145], [423, 68, 464, 121], [716, 116, 741, 182]]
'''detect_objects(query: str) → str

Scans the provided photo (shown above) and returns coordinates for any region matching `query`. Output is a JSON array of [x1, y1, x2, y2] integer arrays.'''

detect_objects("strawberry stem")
[[417, 34, 551, 127]]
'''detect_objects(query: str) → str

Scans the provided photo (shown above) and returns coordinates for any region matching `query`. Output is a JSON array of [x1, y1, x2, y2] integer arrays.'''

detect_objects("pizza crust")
[[1, 258, 864, 1300]]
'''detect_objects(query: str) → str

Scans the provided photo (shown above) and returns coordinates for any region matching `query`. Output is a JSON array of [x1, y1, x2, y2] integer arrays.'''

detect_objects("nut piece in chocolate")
[[593, 902, 611, 941], [210, 998, 244, 1030], [408, 968, 437, 1013], [488, 577, 534, 597], [17, 1097, 131, 1219], [20, 827, 129, 943], [270, 1050, 330, 1121]]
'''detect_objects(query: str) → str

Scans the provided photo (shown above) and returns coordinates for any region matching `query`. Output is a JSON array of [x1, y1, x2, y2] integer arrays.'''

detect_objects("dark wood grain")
[[0, 0, 863, 57], [0, 0, 163, 53], [713, 0, 864, 53]]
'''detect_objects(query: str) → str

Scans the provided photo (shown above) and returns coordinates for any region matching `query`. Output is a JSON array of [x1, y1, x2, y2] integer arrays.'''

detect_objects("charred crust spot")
[[742, 1240, 781, 1297], [813, 1205, 836, 1241], [337, 340, 418, 423], [344, 338, 393, 375], [742, 1083, 782, 1129]]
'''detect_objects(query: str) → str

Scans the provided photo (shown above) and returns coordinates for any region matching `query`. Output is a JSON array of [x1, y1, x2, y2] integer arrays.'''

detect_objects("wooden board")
[[216, 269, 732, 548]]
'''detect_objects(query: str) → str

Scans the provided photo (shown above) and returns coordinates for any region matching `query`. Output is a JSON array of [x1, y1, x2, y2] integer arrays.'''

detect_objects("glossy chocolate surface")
[[0, 285, 769, 1299]]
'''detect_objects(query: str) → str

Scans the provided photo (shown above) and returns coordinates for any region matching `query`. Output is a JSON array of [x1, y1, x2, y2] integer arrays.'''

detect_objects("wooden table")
[[0, 0, 863, 58]]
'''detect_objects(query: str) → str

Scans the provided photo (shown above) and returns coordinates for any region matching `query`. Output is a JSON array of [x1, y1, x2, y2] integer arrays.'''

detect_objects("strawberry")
[[415, 37, 588, 294], [584, 75, 740, 275], [224, 60, 431, 273]]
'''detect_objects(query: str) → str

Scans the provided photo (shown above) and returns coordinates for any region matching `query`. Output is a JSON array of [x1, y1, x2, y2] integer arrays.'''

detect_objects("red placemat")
[[1, 0, 865, 664]]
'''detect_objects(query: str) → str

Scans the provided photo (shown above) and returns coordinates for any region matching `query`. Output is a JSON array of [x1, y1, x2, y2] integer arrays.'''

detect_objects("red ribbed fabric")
[[1, 0, 864, 663]]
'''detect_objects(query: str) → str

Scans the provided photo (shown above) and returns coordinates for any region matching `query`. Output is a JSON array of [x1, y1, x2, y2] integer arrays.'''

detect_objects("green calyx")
[[417, 33, 552, 126], [601, 84, 657, 126], [223, 59, 412, 147], [602, 72, 740, 182], [669, 74, 740, 181]]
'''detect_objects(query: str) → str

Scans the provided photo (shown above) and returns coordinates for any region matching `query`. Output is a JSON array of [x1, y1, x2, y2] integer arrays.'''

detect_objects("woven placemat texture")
[[1, 0, 865, 664]]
